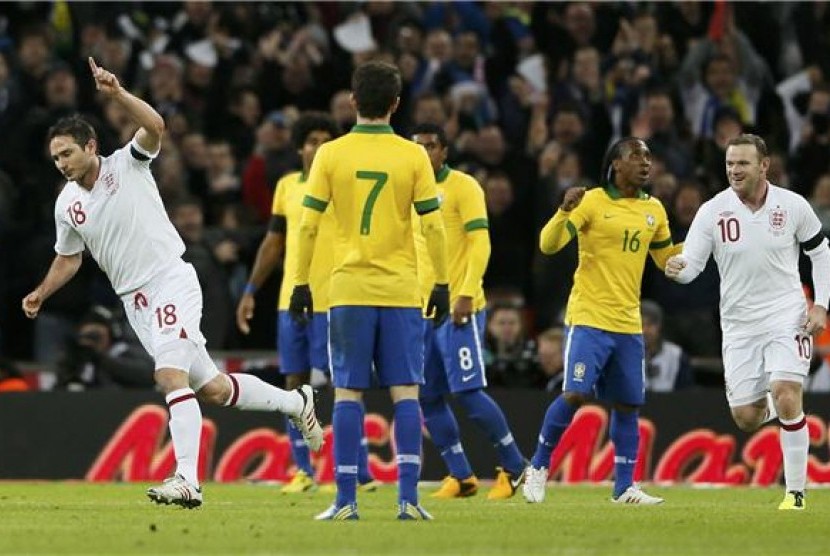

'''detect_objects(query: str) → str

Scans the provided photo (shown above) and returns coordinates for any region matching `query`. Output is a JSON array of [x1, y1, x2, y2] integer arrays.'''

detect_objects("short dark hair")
[[47, 115, 97, 149], [292, 112, 341, 150], [600, 136, 642, 186], [411, 123, 447, 148], [726, 134, 768, 159], [351, 61, 401, 119]]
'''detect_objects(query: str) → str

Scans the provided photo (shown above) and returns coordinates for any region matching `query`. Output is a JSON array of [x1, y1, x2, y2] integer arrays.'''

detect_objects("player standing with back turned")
[[290, 61, 449, 520]]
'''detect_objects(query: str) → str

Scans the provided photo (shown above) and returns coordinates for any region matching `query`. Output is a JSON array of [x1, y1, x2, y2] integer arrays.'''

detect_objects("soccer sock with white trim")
[[285, 415, 314, 476], [166, 387, 201, 487], [224, 373, 302, 415], [394, 399, 423, 505], [610, 409, 639, 498], [531, 395, 578, 469], [456, 389, 525, 475], [779, 413, 808, 492], [421, 396, 474, 480], [333, 400, 361, 508]]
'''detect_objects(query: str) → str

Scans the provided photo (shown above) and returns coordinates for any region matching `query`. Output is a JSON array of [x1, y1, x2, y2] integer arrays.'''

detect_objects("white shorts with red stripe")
[[121, 259, 219, 389]]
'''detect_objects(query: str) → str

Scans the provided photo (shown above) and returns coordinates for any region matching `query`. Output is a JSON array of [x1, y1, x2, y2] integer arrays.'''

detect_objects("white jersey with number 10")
[[678, 183, 822, 339]]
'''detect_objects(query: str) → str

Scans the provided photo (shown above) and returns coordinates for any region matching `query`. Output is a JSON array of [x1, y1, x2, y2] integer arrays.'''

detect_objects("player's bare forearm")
[[115, 88, 165, 153], [36, 253, 82, 300], [539, 210, 575, 254], [246, 232, 285, 291], [421, 210, 449, 284], [89, 57, 164, 153], [459, 230, 490, 297]]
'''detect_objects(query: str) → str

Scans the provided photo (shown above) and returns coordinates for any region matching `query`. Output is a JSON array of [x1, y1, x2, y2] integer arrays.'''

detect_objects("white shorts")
[[722, 322, 812, 408], [121, 260, 220, 390]]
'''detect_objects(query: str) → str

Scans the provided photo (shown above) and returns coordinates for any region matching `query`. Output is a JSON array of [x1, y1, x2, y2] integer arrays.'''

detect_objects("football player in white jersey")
[[665, 134, 830, 510], [21, 58, 324, 508]]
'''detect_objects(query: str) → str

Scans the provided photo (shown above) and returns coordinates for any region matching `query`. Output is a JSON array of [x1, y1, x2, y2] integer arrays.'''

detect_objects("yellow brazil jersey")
[[557, 186, 672, 333], [271, 171, 338, 311], [415, 165, 489, 312], [302, 124, 440, 307]]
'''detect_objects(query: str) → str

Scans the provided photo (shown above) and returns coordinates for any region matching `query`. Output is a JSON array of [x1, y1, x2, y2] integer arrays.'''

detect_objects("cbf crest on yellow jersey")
[[302, 124, 440, 307], [553, 186, 674, 333], [415, 166, 489, 311], [271, 171, 338, 311]]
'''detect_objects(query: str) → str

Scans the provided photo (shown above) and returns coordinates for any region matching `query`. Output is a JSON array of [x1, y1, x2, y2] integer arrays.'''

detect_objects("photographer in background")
[[55, 306, 155, 391]]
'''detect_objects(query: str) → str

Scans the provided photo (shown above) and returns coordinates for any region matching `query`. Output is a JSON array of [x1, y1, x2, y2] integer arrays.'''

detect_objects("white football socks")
[[225, 373, 302, 415], [166, 388, 201, 487], [779, 413, 808, 493]]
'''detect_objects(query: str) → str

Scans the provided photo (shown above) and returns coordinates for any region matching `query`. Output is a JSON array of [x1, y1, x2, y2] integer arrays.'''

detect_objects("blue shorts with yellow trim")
[[563, 325, 645, 406]]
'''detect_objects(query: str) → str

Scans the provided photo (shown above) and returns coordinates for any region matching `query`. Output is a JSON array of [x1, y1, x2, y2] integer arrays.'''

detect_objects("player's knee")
[[562, 391, 588, 406], [770, 384, 802, 420], [154, 368, 189, 394], [731, 410, 762, 432], [197, 374, 232, 405]]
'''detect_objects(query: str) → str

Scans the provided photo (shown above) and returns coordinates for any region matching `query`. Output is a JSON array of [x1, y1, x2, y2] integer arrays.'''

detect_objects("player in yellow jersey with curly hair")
[[523, 137, 679, 505]]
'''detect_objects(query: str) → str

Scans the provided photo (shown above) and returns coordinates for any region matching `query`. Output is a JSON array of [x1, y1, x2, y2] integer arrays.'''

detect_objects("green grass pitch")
[[0, 482, 828, 555]]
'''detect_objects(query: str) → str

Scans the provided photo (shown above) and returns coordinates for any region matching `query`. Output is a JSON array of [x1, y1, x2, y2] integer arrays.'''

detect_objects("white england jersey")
[[679, 183, 822, 339], [54, 137, 185, 295]]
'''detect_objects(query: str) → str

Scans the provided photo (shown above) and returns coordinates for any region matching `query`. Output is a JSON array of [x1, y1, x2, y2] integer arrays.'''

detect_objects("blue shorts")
[[277, 310, 329, 375], [563, 325, 645, 406], [328, 306, 424, 389], [421, 310, 487, 398]]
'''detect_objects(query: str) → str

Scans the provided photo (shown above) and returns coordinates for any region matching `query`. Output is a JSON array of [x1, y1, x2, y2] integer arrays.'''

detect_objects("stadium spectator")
[[240, 109, 299, 223], [169, 196, 234, 349], [790, 84, 830, 197], [54, 305, 155, 391], [641, 300, 695, 391], [535, 327, 565, 393], [677, 5, 771, 139], [483, 302, 538, 388], [810, 174, 830, 235]]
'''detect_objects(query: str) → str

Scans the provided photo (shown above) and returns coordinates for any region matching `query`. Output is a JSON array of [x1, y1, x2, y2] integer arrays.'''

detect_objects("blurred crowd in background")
[[1, 1, 830, 392]]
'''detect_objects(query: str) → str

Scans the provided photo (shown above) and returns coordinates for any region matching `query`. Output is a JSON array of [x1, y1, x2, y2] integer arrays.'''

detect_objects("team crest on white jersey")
[[101, 172, 119, 195], [769, 207, 787, 231], [645, 214, 655, 228]]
